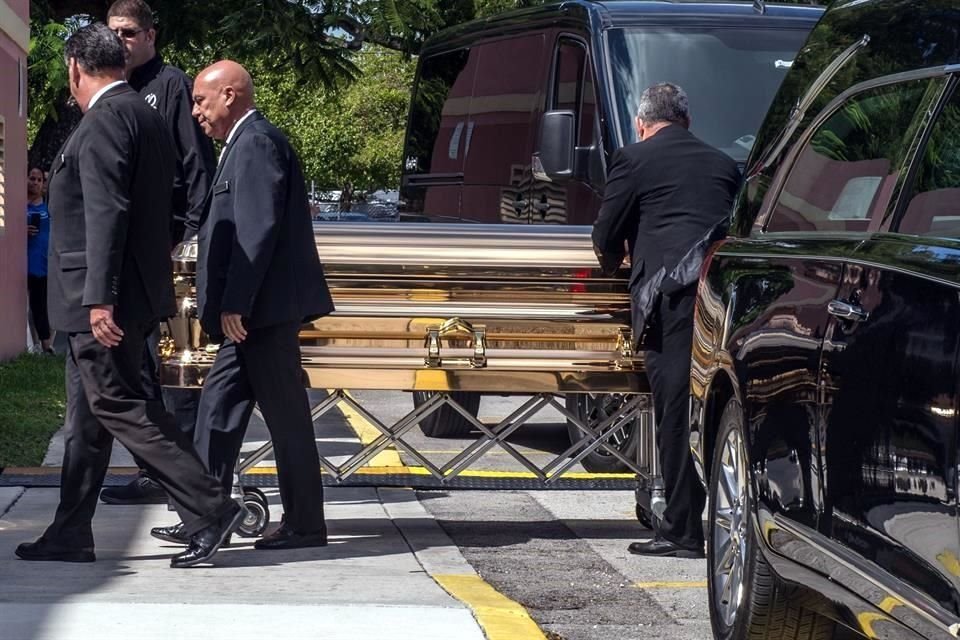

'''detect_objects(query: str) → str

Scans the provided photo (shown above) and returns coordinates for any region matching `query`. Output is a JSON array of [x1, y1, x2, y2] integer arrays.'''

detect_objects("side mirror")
[[533, 110, 575, 182]]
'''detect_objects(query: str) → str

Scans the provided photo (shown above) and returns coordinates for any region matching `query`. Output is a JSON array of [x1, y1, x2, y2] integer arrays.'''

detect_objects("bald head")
[[192, 60, 256, 141]]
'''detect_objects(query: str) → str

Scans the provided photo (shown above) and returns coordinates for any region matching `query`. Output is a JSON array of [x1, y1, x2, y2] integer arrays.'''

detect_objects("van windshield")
[[608, 27, 809, 162]]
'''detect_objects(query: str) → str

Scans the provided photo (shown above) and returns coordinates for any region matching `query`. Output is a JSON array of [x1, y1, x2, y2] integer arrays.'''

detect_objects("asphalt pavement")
[[1, 389, 713, 640]]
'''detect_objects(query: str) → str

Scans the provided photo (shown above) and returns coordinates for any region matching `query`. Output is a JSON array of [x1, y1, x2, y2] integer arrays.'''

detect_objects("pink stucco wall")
[[0, 2, 29, 361]]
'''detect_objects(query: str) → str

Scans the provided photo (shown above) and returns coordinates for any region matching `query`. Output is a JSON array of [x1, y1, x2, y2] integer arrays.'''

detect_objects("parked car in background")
[[690, 0, 960, 637]]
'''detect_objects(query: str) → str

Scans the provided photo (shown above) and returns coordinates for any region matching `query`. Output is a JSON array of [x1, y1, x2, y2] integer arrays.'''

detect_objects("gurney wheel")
[[635, 503, 656, 530], [238, 488, 270, 538]]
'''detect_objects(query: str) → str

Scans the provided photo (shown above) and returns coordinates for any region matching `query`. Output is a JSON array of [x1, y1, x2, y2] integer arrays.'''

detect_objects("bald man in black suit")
[[151, 60, 334, 552]]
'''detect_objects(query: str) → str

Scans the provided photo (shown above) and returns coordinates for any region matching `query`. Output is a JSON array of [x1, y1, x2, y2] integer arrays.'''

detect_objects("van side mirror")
[[533, 110, 575, 182]]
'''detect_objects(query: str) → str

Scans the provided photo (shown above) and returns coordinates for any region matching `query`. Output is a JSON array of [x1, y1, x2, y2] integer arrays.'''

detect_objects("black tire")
[[413, 391, 482, 438], [707, 398, 834, 640], [238, 488, 270, 538], [565, 394, 640, 473]]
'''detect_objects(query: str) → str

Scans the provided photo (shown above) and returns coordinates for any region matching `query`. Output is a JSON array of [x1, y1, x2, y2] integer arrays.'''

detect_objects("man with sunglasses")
[[100, 0, 216, 506]]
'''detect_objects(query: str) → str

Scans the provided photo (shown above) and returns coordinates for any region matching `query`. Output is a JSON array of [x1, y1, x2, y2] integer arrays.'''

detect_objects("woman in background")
[[27, 166, 53, 354]]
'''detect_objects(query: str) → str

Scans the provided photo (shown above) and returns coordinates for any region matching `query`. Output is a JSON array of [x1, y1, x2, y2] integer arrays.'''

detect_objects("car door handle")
[[827, 300, 869, 322]]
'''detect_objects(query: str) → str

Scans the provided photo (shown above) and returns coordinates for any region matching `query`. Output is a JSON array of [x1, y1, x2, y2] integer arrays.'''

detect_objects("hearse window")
[[551, 38, 596, 148], [766, 80, 931, 233], [552, 40, 585, 112], [405, 49, 475, 175], [899, 89, 960, 238]]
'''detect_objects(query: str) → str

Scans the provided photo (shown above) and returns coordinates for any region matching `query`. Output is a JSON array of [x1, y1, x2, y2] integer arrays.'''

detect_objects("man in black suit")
[[593, 83, 739, 558], [15, 24, 242, 569], [100, 0, 218, 506], [151, 60, 334, 551]]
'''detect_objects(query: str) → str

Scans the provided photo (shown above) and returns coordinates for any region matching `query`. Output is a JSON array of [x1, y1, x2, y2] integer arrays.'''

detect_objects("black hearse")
[[400, 0, 823, 226], [691, 0, 960, 637]]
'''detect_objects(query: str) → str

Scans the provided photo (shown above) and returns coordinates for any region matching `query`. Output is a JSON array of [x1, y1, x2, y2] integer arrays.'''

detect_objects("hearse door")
[[529, 35, 603, 225], [819, 79, 960, 627], [459, 33, 546, 224]]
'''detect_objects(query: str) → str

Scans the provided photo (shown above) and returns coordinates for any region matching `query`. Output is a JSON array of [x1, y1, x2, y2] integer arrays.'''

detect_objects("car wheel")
[[566, 393, 639, 473], [413, 391, 481, 438], [708, 398, 834, 640]]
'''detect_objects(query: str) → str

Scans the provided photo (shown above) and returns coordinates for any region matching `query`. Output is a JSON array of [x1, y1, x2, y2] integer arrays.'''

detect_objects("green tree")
[[26, 0, 550, 173], [254, 46, 415, 196]]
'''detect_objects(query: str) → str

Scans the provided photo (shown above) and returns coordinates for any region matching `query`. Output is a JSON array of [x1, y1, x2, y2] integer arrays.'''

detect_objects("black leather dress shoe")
[[170, 503, 244, 568], [100, 472, 167, 505], [16, 538, 95, 563], [254, 524, 328, 550], [151, 522, 190, 545], [153, 521, 232, 547], [627, 536, 704, 559]]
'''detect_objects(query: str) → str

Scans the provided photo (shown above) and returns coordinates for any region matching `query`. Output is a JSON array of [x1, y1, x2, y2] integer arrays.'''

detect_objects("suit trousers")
[[43, 321, 234, 549], [643, 287, 706, 549], [191, 322, 326, 533]]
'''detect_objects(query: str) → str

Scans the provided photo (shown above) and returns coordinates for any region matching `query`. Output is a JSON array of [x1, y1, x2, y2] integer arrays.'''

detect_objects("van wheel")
[[566, 394, 639, 473], [413, 391, 481, 438], [708, 398, 834, 640]]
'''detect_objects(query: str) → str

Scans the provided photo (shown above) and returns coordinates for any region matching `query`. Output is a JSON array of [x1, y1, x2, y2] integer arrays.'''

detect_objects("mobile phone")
[[29, 213, 41, 229]]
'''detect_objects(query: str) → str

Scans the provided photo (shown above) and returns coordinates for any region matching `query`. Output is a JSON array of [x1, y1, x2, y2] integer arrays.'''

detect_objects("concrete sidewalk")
[[0, 485, 507, 640]]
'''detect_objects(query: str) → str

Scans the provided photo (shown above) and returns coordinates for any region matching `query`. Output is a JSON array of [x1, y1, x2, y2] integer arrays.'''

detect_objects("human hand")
[[221, 312, 247, 343], [27, 226, 38, 237], [90, 305, 124, 347]]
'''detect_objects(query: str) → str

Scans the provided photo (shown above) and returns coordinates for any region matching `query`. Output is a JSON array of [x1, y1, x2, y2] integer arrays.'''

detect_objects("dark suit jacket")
[[129, 55, 216, 244], [197, 111, 334, 337], [47, 83, 177, 333], [592, 125, 740, 344]]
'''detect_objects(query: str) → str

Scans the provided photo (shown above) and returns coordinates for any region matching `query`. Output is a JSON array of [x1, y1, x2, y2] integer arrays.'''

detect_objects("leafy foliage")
[[254, 47, 415, 192]]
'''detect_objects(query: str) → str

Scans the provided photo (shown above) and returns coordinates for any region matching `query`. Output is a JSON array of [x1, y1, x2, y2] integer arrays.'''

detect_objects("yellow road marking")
[[634, 581, 708, 589], [330, 389, 402, 467], [434, 574, 547, 640], [414, 450, 556, 456], [938, 550, 960, 577]]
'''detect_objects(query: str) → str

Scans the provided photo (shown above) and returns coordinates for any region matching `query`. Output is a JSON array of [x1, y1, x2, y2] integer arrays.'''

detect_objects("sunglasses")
[[113, 27, 144, 39]]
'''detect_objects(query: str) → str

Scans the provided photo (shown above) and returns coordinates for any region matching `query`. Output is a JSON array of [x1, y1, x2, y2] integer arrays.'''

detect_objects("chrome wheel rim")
[[712, 425, 748, 628], [582, 393, 637, 456]]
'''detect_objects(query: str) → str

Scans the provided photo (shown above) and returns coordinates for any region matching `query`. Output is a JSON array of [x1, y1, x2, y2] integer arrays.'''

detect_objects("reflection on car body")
[[690, 1, 960, 638]]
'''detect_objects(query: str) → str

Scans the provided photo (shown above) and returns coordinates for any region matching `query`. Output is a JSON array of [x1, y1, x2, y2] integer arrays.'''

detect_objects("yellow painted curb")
[[434, 574, 547, 640], [634, 580, 708, 589], [331, 389, 403, 467]]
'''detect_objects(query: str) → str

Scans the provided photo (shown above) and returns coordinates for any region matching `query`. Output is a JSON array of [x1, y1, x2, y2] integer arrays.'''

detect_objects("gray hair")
[[64, 23, 126, 75], [636, 83, 690, 125]]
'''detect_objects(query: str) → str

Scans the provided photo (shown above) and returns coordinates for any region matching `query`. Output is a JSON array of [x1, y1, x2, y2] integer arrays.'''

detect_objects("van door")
[[530, 35, 603, 225], [401, 48, 478, 222], [460, 33, 546, 223]]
